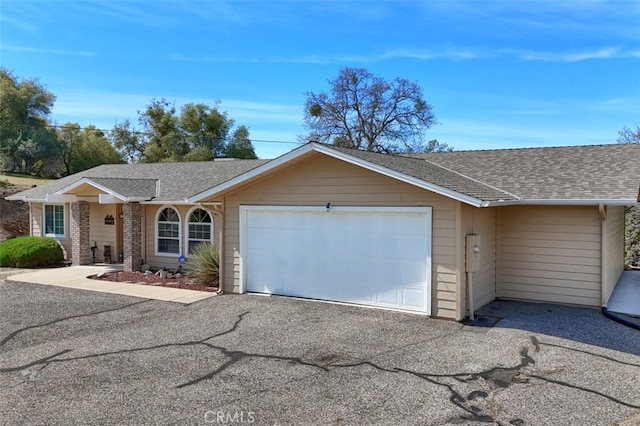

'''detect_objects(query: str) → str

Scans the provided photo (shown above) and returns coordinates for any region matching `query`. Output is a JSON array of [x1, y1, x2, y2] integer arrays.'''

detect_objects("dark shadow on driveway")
[[475, 300, 640, 356]]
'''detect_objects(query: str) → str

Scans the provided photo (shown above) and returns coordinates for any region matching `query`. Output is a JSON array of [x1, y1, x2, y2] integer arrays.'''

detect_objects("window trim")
[[185, 206, 214, 255], [155, 205, 182, 257], [43, 203, 66, 238]]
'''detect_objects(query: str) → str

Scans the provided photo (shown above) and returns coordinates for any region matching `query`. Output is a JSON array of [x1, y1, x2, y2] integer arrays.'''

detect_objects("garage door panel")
[[241, 206, 431, 314]]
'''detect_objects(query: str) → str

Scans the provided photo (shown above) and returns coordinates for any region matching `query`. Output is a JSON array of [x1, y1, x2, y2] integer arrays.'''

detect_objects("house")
[[6, 142, 640, 320]]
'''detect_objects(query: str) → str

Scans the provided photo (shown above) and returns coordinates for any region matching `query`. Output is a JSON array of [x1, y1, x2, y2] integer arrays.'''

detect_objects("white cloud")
[[1, 44, 96, 57]]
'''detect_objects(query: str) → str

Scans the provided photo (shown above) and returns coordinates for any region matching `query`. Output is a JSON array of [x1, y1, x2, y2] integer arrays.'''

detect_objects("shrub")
[[185, 242, 219, 287], [0, 236, 64, 268]]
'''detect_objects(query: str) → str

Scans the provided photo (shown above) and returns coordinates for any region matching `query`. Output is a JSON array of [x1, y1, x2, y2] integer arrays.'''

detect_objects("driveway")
[[1, 281, 639, 425]]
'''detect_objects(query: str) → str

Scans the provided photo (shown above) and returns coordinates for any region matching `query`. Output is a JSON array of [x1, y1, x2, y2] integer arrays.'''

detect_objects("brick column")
[[71, 201, 91, 265], [123, 202, 142, 272]]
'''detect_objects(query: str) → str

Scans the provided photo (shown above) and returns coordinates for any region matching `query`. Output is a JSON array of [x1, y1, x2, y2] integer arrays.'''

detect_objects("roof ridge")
[[420, 157, 522, 200], [411, 142, 628, 155]]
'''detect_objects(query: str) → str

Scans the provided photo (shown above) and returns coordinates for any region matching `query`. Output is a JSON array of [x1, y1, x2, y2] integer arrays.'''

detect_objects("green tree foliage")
[[180, 102, 232, 157], [225, 125, 258, 159], [110, 119, 145, 163], [56, 123, 124, 175], [304, 67, 441, 154], [70, 126, 124, 172], [0, 68, 58, 175], [112, 98, 257, 162]]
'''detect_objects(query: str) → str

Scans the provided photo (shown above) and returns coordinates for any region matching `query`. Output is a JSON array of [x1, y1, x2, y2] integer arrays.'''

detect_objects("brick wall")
[[123, 202, 142, 272], [71, 201, 91, 265]]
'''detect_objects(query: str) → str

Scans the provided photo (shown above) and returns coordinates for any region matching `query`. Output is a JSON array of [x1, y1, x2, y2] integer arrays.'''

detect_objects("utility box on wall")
[[465, 234, 481, 273]]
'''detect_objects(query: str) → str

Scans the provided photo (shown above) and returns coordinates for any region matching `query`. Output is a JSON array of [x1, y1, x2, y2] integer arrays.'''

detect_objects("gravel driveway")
[[1, 281, 639, 425]]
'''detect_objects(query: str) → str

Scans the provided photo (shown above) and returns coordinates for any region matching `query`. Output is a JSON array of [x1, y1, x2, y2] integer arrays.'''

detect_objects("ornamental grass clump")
[[0, 236, 64, 267], [185, 242, 220, 287]]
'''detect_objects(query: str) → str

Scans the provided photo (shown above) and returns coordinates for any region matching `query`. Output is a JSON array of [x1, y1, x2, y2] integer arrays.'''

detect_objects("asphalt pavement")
[[1, 281, 639, 425]]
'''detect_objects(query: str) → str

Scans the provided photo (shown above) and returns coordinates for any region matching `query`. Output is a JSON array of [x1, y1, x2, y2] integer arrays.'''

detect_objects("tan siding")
[[223, 153, 460, 319], [31, 203, 42, 237], [458, 205, 497, 316], [603, 206, 625, 305], [144, 204, 221, 270], [497, 205, 601, 306], [88, 203, 118, 263]]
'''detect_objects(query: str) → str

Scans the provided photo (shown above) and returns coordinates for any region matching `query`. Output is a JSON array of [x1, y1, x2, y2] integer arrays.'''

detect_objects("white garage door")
[[240, 206, 432, 314]]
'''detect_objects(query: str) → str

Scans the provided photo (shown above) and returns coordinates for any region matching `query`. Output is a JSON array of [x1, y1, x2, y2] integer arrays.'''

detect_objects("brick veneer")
[[71, 201, 91, 265], [123, 202, 142, 272]]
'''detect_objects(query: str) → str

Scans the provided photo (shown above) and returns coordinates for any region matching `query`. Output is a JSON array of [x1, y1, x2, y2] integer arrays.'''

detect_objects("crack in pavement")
[[530, 335, 640, 367], [2, 307, 638, 424], [0, 299, 150, 347]]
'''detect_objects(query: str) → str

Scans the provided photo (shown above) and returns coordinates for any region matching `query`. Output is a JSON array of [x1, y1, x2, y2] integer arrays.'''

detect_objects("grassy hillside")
[[1, 172, 53, 187]]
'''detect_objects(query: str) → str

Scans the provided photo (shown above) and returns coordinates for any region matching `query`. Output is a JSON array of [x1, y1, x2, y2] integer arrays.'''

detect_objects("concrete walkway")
[[607, 270, 640, 316], [3, 265, 216, 304]]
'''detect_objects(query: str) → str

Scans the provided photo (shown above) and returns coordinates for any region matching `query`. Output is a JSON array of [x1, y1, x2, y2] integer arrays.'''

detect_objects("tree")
[[618, 124, 640, 144], [618, 123, 640, 266], [56, 123, 83, 176], [224, 125, 257, 159], [139, 98, 186, 162], [180, 103, 232, 157], [110, 119, 145, 163], [113, 98, 255, 163], [0, 68, 58, 174], [70, 126, 124, 172], [304, 67, 438, 154]]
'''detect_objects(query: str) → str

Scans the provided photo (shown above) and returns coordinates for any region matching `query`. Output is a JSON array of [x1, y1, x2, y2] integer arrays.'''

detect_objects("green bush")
[[0, 236, 64, 268], [185, 242, 219, 287]]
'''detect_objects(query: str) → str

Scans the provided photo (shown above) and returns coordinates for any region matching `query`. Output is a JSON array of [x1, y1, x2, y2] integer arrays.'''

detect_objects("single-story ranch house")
[[6, 142, 640, 320]]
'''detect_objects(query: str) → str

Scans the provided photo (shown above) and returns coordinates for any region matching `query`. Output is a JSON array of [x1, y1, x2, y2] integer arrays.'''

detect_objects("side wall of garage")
[[602, 205, 625, 305], [496, 205, 602, 306], [223, 153, 462, 319], [460, 205, 497, 313]]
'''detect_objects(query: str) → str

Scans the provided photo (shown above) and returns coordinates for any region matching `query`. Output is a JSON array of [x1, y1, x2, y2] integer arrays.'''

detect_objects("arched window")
[[187, 208, 213, 253], [156, 207, 181, 255]]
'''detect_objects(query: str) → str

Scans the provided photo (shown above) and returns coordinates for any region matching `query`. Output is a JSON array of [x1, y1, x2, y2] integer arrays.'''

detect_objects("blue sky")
[[1, 0, 639, 159]]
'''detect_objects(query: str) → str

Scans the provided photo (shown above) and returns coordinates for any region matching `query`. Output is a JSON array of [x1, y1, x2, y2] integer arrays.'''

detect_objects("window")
[[157, 207, 180, 255], [187, 208, 213, 253], [44, 204, 65, 237]]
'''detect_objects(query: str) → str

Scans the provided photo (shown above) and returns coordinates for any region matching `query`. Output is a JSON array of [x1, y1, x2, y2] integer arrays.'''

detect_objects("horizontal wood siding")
[[223, 153, 460, 319], [89, 203, 117, 263], [603, 206, 624, 305], [31, 203, 42, 237], [461, 205, 497, 311], [497, 205, 601, 306]]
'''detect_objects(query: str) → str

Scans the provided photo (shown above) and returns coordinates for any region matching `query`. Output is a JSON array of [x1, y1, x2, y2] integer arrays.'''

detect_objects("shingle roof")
[[8, 143, 640, 205], [328, 146, 519, 201], [411, 144, 640, 201], [10, 159, 268, 201], [85, 178, 159, 198]]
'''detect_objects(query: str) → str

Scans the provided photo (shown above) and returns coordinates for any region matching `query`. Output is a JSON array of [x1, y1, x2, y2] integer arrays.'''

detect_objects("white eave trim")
[[486, 198, 638, 206], [188, 143, 486, 207], [54, 177, 155, 203]]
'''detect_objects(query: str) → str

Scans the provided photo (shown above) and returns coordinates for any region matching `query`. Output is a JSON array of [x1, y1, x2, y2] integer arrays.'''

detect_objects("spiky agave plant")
[[185, 242, 220, 287]]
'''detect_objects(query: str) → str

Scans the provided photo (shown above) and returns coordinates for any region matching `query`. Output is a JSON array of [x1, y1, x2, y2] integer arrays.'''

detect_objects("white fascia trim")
[[187, 143, 317, 203], [486, 198, 638, 207], [4, 194, 29, 201], [141, 200, 197, 205], [188, 143, 485, 207]]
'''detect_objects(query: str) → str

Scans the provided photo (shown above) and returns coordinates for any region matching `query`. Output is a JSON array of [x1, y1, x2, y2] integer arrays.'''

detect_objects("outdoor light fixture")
[[326, 202, 331, 212]]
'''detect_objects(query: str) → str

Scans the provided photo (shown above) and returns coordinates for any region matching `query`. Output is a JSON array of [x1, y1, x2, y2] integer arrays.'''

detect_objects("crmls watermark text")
[[204, 410, 256, 424]]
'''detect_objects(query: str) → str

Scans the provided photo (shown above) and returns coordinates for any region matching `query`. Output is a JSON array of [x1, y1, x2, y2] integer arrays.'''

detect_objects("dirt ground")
[[0, 184, 30, 243]]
